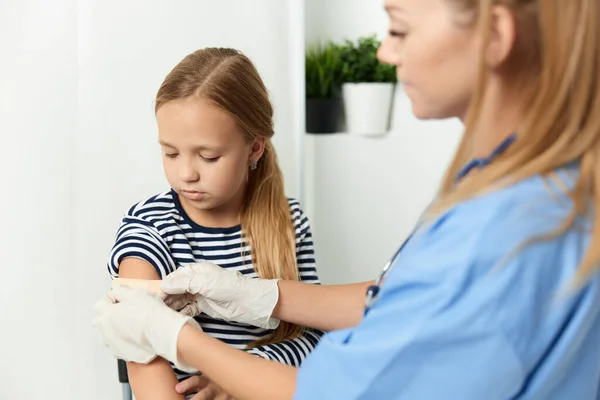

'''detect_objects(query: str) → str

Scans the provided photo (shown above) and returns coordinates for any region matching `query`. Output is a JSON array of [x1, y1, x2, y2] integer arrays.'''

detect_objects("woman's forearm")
[[177, 324, 297, 400], [273, 280, 373, 331]]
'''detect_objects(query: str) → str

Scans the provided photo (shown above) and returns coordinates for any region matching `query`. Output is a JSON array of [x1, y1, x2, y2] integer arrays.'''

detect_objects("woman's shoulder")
[[410, 165, 590, 287], [476, 167, 586, 250], [436, 166, 586, 246], [391, 164, 596, 324]]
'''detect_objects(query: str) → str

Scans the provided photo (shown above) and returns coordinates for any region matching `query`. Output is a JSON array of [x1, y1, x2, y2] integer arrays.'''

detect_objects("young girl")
[[106, 47, 322, 399], [95, 0, 600, 399]]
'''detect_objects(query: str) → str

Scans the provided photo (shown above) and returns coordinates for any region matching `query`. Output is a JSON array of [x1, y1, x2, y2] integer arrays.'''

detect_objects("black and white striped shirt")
[[107, 189, 323, 378]]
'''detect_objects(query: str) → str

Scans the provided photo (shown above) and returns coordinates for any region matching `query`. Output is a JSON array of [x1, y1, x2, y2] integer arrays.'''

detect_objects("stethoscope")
[[363, 134, 517, 314]]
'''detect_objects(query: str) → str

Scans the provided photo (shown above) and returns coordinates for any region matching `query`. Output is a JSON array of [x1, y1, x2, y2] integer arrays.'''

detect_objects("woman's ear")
[[486, 5, 517, 69], [249, 137, 266, 164]]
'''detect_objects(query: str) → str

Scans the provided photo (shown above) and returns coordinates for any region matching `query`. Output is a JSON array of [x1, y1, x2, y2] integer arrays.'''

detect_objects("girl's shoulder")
[[121, 189, 179, 227], [286, 197, 311, 229], [286, 197, 304, 214]]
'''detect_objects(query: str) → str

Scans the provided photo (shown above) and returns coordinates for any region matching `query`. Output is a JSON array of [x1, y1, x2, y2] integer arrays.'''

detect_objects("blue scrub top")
[[294, 164, 600, 399]]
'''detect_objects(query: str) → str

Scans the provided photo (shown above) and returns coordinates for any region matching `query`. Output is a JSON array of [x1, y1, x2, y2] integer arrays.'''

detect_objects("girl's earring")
[[250, 160, 258, 171]]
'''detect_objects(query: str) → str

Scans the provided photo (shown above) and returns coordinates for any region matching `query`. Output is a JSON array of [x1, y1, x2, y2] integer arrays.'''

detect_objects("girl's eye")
[[201, 156, 220, 163], [165, 153, 179, 159], [389, 30, 406, 39]]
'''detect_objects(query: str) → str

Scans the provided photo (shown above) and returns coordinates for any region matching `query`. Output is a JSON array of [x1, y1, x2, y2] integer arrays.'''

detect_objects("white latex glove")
[[160, 262, 281, 330], [92, 285, 201, 373]]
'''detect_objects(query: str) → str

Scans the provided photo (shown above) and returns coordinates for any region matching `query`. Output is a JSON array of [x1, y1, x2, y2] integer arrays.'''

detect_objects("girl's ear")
[[486, 5, 517, 69], [249, 137, 266, 164]]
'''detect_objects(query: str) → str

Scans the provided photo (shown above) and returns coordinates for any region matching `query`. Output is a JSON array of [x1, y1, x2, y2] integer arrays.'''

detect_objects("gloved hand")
[[92, 285, 201, 373], [160, 263, 281, 330]]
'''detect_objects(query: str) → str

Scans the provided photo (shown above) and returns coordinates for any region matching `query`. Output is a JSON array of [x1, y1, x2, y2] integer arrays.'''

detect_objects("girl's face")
[[377, 0, 480, 120], [156, 97, 261, 221]]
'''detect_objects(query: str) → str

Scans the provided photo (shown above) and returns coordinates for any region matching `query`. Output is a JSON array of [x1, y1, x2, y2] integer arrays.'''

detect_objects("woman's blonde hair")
[[431, 0, 600, 285], [155, 48, 302, 346]]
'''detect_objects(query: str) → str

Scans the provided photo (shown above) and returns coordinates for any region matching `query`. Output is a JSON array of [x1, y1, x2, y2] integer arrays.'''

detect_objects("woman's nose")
[[377, 36, 400, 67]]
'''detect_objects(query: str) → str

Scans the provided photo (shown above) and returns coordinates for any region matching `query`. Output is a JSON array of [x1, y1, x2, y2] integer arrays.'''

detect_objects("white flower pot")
[[342, 82, 395, 136]]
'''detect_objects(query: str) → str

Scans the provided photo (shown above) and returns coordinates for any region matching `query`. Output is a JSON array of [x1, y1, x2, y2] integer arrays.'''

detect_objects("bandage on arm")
[[111, 278, 166, 299], [118, 257, 185, 400]]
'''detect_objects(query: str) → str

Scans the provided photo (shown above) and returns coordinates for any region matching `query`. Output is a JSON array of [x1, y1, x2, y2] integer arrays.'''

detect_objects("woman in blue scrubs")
[[93, 0, 600, 398]]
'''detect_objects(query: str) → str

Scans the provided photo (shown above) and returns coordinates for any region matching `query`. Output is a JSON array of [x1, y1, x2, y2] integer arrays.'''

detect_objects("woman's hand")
[[161, 263, 281, 329], [93, 285, 201, 373], [176, 375, 236, 400]]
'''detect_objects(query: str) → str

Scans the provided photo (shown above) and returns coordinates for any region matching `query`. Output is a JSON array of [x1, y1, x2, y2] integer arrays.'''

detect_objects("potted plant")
[[305, 42, 344, 134], [339, 34, 397, 135]]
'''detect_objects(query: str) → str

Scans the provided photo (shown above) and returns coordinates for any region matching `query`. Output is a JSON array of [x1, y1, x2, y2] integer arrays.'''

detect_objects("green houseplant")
[[305, 42, 344, 134], [338, 34, 397, 135], [339, 35, 396, 84]]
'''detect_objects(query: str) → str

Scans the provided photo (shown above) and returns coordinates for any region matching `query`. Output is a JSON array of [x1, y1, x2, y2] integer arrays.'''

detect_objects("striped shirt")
[[107, 189, 323, 378]]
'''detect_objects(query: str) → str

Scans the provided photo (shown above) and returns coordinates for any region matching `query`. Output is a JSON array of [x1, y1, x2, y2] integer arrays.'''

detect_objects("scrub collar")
[[455, 134, 517, 182]]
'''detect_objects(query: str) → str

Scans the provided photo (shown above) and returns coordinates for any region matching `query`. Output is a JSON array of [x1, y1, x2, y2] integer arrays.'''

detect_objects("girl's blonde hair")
[[155, 48, 302, 346], [431, 0, 600, 285]]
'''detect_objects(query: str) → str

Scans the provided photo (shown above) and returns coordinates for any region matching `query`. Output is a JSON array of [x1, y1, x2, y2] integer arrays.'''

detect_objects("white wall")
[[2, 1, 303, 398], [303, 0, 464, 284], [0, 0, 78, 398]]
